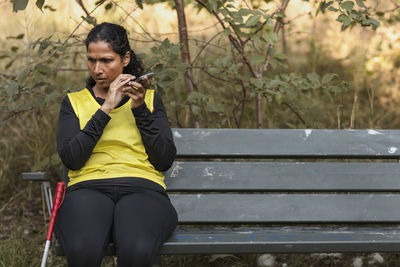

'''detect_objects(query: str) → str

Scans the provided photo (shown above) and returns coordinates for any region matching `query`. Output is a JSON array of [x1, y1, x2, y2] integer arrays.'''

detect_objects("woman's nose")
[[94, 62, 103, 74]]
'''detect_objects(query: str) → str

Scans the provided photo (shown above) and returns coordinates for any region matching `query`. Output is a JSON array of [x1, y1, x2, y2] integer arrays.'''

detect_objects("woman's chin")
[[95, 80, 110, 89]]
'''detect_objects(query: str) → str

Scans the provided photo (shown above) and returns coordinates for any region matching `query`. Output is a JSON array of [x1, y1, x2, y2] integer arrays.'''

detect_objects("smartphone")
[[132, 72, 155, 83]]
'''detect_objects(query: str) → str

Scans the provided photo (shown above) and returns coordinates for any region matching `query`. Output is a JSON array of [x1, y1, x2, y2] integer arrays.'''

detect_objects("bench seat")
[[24, 128, 400, 259]]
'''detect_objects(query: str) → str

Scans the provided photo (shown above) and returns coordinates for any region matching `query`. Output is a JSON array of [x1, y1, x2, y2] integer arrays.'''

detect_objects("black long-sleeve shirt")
[[56, 86, 176, 176]]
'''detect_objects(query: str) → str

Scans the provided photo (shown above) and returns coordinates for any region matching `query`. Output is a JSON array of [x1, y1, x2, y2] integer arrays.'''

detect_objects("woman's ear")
[[123, 51, 131, 67]]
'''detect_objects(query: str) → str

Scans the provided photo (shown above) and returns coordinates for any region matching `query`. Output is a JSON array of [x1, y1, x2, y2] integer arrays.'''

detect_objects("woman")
[[55, 22, 178, 267]]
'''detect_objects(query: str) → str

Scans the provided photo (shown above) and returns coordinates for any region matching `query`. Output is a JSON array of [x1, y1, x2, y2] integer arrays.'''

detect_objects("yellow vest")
[[66, 88, 165, 188]]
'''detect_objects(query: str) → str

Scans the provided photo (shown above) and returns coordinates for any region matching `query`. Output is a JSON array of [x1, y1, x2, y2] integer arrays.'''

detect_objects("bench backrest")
[[165, 129, 400, 225]]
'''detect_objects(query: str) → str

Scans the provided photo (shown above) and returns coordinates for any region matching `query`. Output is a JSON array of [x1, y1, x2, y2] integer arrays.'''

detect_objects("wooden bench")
[[23, 128, 400, 260]]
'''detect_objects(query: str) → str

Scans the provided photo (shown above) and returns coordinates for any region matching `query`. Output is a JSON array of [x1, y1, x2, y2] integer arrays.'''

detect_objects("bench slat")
[[165, 162, 400, 191], [172, 129, 400, 158], [56, 227, 400, 256], [55, 226, 400, 255], [171, 193, 400, 223], [159, 226, 400, 254], [21, 172, 46, 181]]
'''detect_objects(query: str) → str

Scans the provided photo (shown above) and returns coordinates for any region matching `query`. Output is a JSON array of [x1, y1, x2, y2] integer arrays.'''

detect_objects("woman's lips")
[[96, 78, 107, 83]]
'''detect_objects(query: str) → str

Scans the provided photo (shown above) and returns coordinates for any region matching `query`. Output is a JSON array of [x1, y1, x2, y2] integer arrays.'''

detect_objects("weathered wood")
[[56, 226, 400, 255], [171, 193, 400, 223], [21, 172, 46, 181], [159, 226, 400, 254], [165, 161, 400, 191], [172, 128, 400, 159]]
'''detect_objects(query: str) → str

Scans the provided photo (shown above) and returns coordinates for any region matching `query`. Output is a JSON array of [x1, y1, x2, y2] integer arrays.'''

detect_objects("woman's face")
[[87, 40, 130, 90]]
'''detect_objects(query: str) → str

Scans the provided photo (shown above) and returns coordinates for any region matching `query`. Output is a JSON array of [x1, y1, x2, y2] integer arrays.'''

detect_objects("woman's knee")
[[117, 240, 155, 267], [64, 238, 105, 267]]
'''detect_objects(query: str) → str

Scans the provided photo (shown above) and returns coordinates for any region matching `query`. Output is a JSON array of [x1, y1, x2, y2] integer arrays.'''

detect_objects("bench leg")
[[42, 181, 53, 219]]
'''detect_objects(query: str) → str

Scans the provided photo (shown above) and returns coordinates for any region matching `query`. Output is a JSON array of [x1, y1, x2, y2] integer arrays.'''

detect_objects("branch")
[[75, 0, 90, 18], [375, 0, 400, 13], [3, 108, 35, 121], [194, 67, 230, 83], [194, 0, 261, 80], [111, 0, 161, 43], [39, 4, 102, 66], [243, 2, 294, 46], [191, 31, 223, 64], [262, 0, 290, 72], [282, 102, 308, 127], [232, 81, 247, 128], [194, 0, 242, 52]]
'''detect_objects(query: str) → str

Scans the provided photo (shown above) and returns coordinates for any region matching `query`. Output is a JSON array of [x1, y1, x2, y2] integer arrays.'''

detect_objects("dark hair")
[[85, 22, 144, 87]]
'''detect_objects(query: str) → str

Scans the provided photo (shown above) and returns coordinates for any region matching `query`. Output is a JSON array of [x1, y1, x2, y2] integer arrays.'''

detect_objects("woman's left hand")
[[124, 78, 147, 109]]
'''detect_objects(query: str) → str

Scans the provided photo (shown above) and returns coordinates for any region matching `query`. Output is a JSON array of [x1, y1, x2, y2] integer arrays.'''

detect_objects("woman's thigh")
[[55, 188, 114, 266], [113, 190, 178, 266]]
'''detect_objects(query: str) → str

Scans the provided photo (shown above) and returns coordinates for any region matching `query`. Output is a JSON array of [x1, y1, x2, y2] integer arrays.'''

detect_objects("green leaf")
[[250, 78, 265, 89], [95, 0, 106, 5], [369, 18, 380, 30], [263, 30, 277, 44], [36, 0, 45, 11], [191, 105, 201, 116], [11, 46, 19, 53], [340, 1, 354, 12], [7, 82, 19, 97], [17, 68, 30, 83], [136, 0, 143, 9], [319, 1, 334, 14], [81, 16, 97, 25], [267, 79, 284, 88], [12, 0, 29, 12], [223, 28, 232, 36], [50, 152, 61, 165], [321, 73, 334, 84], [273, 53, 287, 60], [35, 64, 52, 74], [337, 14, 352, 26], [355, 0, 366, 8], [250, 54, 265, 65], [328, 6, 339, 12], [239, 8, 252, 16], [6, 33, 24, 39], [221, 55, 233, 66], [187, 91, 208, 103], [5, 60, 14, 69], [105, 2, 113, 10], [245, 14, 261, 27], [307, 72, 320, 84], [0, 55, 9, 60], [43, 4, 56, 11]]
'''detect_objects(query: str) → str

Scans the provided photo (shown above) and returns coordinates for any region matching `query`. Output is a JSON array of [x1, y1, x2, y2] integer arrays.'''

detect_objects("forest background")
[[1, 0, 400, 266]]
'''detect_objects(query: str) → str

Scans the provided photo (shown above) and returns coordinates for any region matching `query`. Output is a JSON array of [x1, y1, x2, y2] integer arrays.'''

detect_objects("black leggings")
[[55, 179, 178, 267]]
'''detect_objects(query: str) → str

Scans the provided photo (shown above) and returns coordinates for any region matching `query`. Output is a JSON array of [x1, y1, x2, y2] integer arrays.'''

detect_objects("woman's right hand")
[[101, 74, 134, 114]]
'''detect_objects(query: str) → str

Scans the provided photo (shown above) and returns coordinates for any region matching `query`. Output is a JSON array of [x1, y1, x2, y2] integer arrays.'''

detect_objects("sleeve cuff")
[[132, 102, 150, 116], [94, 108, 111, 127]]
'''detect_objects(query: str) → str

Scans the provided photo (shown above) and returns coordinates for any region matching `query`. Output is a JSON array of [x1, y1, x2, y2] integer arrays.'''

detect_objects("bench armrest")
[[22, 172, 47, 181]]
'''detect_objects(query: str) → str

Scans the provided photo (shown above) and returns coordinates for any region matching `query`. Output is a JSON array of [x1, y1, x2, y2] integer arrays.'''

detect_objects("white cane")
[[41, 182, 65, 267]]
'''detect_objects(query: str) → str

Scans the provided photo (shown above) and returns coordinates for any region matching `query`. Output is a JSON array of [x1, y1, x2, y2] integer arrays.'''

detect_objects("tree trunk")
[[174, 0, 199, 128]]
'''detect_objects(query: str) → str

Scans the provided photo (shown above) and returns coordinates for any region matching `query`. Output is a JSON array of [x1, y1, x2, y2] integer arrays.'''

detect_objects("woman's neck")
[[92, 85, 108, 99]]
